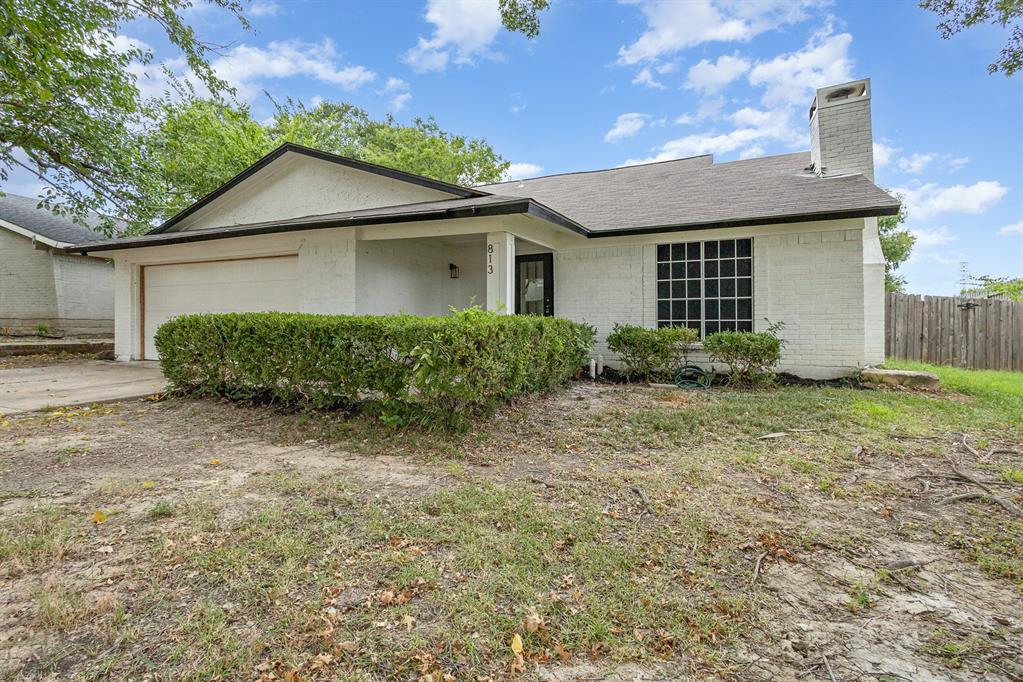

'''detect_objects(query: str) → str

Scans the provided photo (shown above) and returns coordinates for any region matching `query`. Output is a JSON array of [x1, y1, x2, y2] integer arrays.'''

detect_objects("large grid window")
[[656, 238, 753, 336]]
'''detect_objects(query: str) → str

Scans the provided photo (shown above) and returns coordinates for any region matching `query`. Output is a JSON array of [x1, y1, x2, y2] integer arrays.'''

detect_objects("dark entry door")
[[515, 253, 554, 316]]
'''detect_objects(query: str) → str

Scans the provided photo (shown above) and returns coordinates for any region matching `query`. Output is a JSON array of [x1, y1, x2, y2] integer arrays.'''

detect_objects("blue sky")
[[9, 0, 1023, 293]]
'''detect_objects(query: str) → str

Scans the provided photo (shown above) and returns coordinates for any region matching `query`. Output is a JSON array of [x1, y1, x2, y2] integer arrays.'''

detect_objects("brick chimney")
[[809, 78, 875, 182]]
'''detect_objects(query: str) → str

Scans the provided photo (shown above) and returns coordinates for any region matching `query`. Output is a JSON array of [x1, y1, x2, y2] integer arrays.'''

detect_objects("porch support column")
[[486, 231, 515, 314]]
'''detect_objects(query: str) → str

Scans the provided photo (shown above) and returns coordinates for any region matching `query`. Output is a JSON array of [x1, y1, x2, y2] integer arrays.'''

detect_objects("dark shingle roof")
[[480, 152, 900, 233], [0, 193, 110, 244]]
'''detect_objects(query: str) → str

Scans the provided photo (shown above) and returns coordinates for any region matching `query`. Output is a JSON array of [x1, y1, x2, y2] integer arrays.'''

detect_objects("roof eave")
[[586, 205, 901, 238], [63, 198, 565, 255], [0, 218, 68, 248], [150, 143, 490, 235]]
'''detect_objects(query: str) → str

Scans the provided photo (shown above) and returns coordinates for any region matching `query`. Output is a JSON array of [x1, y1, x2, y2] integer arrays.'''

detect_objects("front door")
[[515, 253, 554, 316]]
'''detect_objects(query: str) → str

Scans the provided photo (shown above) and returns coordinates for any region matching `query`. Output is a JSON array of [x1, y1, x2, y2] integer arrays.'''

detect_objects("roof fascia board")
[[65, 198, 540, 255], [586, 206, 900, 238], [0, 217, 64, 248], [151, 143, 489, 235]]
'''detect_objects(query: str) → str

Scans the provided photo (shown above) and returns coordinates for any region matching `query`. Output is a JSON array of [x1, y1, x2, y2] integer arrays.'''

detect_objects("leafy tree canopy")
[[1, 0, 544, 235], [0, 0, 247, 234], [142, 97, 510, 223], [878, 194, 916, 292], [921, 0, 1023, 75], [962, 275, 1023, 301]]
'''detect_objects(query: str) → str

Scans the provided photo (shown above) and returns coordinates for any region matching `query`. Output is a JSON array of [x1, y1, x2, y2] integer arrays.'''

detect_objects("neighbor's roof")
[[0, 193, 111, 247], [64, 194, 585, 254], [480, 152, 900, 235]]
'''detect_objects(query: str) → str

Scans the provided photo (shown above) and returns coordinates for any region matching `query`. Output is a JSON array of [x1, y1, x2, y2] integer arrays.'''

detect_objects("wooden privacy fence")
[[885, 293, 1023, 372]]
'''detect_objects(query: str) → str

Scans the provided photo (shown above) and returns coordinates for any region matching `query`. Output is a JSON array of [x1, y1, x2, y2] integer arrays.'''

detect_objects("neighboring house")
[[64, 78, 899, 379], [0, 193, 115, 336]]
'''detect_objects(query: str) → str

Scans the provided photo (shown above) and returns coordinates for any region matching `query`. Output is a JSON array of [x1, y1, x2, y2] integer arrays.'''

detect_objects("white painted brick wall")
[[811, 97, 874, 181], [553, 224, 875, 379], [51, 254, 114, 334], [0, 228, 58, 323], [0, 229, 113, 334]]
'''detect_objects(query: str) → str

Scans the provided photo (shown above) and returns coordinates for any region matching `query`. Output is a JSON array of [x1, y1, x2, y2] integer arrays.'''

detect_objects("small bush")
[[154, 308, 594, 428], [703, 322, 785, 385], [606, 324, 699, 380]]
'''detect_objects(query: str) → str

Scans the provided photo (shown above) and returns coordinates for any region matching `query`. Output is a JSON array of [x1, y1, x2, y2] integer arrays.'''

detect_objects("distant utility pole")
[[958, 261, 971, 292]]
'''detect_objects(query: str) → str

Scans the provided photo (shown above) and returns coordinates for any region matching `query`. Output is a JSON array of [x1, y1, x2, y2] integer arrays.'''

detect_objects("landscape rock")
[[861, 367, 940, 390]]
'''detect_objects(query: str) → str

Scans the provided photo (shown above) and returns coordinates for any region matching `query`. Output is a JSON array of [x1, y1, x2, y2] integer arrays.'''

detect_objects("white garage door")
[[142, 255, 300, 359]]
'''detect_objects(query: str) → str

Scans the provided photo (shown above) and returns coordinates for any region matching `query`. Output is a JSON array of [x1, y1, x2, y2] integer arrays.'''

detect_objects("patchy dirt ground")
[[1, 369, 1021, 680]]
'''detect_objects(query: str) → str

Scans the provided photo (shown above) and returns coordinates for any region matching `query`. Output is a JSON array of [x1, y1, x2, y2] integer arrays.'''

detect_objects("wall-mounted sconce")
[[449, 263, 459, 279]]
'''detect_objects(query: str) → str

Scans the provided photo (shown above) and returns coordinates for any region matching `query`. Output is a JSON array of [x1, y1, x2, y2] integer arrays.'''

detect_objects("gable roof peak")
[[152, 142, 488, 234]]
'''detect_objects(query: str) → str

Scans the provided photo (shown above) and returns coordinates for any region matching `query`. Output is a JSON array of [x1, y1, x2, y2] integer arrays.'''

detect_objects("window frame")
[[655, 237, 754, 338]]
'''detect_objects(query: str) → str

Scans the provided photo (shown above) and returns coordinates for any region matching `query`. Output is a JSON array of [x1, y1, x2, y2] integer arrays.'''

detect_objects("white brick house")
[[65, 79, 899, 379], [0, 194, 114, 336]]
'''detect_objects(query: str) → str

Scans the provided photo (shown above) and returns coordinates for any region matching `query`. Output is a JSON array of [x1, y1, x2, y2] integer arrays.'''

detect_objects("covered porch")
[[353, 231, 554, 317]]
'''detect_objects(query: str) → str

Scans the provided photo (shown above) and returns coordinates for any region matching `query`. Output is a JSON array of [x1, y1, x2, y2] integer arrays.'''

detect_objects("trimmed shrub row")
[[606, 322, 785, 385], [154, 308, 595, 426]]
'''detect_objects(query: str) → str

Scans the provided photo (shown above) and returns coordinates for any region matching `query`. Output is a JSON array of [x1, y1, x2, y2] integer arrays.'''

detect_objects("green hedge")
[[605, 323, 698, 380], [154, 308, 594, 426]]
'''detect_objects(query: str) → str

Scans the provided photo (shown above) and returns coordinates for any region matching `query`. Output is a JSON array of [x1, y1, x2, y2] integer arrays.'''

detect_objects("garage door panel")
[[143, 256, 299, 359]]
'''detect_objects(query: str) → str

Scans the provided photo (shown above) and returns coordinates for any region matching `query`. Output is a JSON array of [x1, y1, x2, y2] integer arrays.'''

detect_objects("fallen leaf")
[[402, 614, 416, 632], [336, 641, 357, 653], [208, 459, 221, 466], [96, 545, 114, 554], [510, 633, 523, 654], [92, 510, 107, 525], [141, 481, 155, 489]]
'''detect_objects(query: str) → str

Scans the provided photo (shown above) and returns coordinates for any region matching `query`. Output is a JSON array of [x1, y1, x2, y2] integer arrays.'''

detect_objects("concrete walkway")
[[0, 361, 166, 415]]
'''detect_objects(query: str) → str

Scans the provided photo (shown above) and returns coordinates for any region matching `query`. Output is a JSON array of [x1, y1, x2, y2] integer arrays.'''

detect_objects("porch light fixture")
[[449, 263, 459, 279]]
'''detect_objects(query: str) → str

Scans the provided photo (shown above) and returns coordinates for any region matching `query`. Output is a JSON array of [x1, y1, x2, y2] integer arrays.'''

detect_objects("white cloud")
[[873, 142, 897, 168], [380, 77, 412, 112], [403, 0, 502, 73], [685, 54, 750, 95], [208, 40, 375, 100], [605, 113, 649, 142], [946, 156, 969, 171], [895, 181, 1008, 219], [997, 220, 1023, 236], [390, 92, 412, 111], [632, 66, 667, 89], [897, 152, 936, 174], [618, 0, 815, 65], [625, 105, 798, 165], [510, 104, 526, 113], [505, 163, 544, 180], [674, 113, 695, 125], [910, 227, 958, 249], [748, 27, 853, 108], [250, 1, 280, 17]]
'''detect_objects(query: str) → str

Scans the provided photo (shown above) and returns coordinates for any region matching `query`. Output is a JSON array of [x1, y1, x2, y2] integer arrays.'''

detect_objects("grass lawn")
[[1, 360, 1021, 680]]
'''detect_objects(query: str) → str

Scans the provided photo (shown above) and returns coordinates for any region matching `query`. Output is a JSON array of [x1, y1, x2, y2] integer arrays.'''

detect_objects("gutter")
[[61, 197, 586, 255], [58, 200, 898, 255]]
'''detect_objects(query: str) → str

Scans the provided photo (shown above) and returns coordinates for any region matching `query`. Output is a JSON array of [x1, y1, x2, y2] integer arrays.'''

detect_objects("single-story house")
[[64, 78, 899, 379], [0, 193, 114, 336]]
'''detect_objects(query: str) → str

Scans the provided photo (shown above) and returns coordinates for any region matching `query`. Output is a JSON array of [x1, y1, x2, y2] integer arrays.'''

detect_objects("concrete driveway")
[[0, 361, 166, 415]]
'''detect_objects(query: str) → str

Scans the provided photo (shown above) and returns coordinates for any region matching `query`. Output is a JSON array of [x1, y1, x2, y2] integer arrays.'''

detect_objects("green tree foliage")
[[878, 195, 916, 292], [962, 275, 1023, 301], [1, 0, 543, 235], [498, 0, 550, 38], [0, 0, 247, 234], [144, 97, 510, 222], [921, 0, 1023, 75]]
